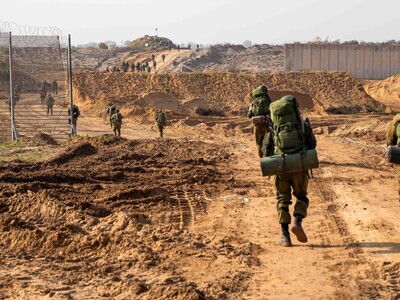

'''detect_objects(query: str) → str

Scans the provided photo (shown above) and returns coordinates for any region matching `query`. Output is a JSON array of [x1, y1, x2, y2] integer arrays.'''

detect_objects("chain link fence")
[[0, 30, 71, 142]]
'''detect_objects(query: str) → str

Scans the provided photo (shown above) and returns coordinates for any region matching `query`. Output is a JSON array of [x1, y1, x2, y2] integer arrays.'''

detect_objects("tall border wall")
[[284, 44, 400, 79]]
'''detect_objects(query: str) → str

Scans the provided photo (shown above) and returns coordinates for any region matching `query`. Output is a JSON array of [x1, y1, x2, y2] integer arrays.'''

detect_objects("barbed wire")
[[0, 21, 62, 37]]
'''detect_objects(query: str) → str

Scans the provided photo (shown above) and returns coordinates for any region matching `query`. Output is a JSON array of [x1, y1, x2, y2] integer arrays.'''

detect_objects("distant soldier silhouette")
[[130, 63, 135, 72], [68, 104, 81, 136], [106, 102, 117, 128], [52, 80, 58, 95], [162, 54, 166, 63], [153, 60, 157, 71], [40, 88, 46, 103], [136, 62, 141, 72], [155, 108, 167, 138], [40, 80, 48, 103], [152, 53, 155, 62], [177, 45, 180, 52], [147, 66, 151, 73], [111, 109, 123, 136], [46, 94, 55, 116], [14, 83, 21, 103]]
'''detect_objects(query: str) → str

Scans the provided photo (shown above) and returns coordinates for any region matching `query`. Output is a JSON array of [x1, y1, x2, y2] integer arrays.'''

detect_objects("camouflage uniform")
[[248, 85, 272, 158], [264, 117, 317, 224], [46, 94, 55, 116], [386, 114, 400, 200], [106, 103, 117, 127], [111, 111, 123, 136], [156, 110, 166, 138]]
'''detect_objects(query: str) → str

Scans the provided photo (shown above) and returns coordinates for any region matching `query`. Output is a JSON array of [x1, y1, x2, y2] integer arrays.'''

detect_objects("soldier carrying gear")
[[248, 84, 272, 158], [46, 94, 55, 116], [68, 104, 81, 136], [52, 80, 58, 95], [386, 114, 400, 202], [155, 108, 167, 138], [111, 109, 123, 137], [106, 102, 117, 128], [263, 95, 317, 247]]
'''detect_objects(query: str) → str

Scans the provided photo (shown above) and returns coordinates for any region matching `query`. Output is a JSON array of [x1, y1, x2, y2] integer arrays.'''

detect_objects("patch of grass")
[[97, 134, 109, 141], [0, 141, 25, 149]]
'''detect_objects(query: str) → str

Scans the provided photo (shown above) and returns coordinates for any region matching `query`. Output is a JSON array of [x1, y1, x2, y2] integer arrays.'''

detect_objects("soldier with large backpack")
[[263, 95, 317, 247], [386, 114, 400, 201], [248, 85, 272, 158], [111, 109, 123, 136], [156, 109, 167, 138]]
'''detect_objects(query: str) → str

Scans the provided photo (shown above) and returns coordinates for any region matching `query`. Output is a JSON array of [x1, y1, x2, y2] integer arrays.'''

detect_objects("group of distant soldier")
[[39, 80, 58, 116], [105, 102, 166, 138], [108, 53, 167, 74]]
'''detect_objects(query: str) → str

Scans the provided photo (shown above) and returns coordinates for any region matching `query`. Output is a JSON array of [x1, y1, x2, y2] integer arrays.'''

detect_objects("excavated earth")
[[1, 71, 400, 299], [0, 137, 258, 299]]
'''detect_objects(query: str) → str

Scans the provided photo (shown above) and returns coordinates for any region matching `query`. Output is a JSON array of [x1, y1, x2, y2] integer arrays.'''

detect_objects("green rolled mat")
[[388, 145, 400, 164], [260, 149, 319, 176]]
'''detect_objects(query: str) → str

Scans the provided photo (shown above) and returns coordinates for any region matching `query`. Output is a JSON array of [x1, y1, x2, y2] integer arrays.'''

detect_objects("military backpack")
[[157, 111, 166, 126], [270, 96, 305, 154], [251, 85, 271, 116], [113, 112, 122, 123]]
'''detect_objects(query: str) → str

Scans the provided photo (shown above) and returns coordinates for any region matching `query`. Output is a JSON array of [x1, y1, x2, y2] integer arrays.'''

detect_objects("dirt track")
[[2, 72, 400, 299], [1, 108, 400, 299]]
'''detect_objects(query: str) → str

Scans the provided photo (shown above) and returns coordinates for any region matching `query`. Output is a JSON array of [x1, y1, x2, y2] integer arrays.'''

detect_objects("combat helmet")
[[252, 84, 268, 98]]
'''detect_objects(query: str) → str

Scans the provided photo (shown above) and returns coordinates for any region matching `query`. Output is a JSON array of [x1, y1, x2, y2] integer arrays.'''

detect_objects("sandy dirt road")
[[78, 113, 400, 299], [1, 112, 400, 299]]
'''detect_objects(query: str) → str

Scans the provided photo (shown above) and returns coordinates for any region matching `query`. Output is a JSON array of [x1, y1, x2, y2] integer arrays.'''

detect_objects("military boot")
[[278, 223, 292, 247], [291, 215, 308, 243]]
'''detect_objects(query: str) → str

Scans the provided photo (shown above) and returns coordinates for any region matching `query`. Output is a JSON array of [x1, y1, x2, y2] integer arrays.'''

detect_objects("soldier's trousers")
[[47, 105, 53, 116], [254, 123, 267, 158], [113, 123, 121, 136], [158, 124, 164, 138], [397, 166, 400, 201], [273, 172, 309, 224]]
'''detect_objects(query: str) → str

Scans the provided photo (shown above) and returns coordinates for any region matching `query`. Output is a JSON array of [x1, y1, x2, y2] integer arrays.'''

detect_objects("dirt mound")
[[364, 75, 400, 111], [0, 137, 257, 299], [73, 71, 385, 118], [136, 92, 187, 114], [364, 75, 400, 101], [176, 44, 284, 73]]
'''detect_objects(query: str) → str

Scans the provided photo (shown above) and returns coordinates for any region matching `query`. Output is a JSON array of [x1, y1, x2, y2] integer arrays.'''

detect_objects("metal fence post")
[[67, 34, 75, 136], [8, 32, 18, 141]]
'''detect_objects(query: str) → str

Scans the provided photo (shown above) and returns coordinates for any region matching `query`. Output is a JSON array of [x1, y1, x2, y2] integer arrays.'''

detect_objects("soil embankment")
[[364, 74, 400, 112], [72, 71, 386, 119]]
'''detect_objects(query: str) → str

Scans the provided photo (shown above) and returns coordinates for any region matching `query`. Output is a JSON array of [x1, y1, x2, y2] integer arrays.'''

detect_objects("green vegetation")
[[97, 134, 109, 141], [130, 36, 174, 50], [0, 141, 25, 149]]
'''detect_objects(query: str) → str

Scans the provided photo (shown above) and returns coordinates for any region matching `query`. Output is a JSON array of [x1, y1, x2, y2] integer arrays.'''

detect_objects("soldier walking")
[[111, 109, 123, 136], [247, 84, 272, 158], [263, 95, 317, 247], [155, 109, 167, 138], [52, 80, 58, 95], [68, 104, 80, 136], [46, 94, 55, 116], [106, 102, 117, 128]]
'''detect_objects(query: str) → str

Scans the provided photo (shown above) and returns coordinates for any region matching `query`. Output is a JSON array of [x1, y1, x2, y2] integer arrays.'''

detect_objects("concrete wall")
[[285, 44, 400, 79]]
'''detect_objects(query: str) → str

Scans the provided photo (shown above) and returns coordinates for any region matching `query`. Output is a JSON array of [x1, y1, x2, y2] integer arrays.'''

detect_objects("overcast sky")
[[2, 0, 400, 46]]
